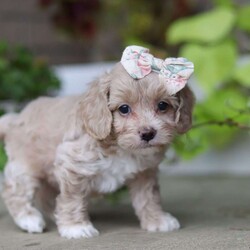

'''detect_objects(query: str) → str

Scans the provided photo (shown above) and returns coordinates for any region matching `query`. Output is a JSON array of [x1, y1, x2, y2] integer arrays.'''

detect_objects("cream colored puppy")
[[0, 46, 194, 239]]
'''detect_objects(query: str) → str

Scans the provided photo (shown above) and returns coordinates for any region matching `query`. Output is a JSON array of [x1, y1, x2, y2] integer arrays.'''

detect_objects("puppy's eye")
[[118, 104, 131, 115], [158, 101, 169, 112]]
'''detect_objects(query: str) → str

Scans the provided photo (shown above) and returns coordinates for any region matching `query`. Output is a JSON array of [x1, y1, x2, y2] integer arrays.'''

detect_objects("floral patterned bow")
[[121, 45, 194, 95]]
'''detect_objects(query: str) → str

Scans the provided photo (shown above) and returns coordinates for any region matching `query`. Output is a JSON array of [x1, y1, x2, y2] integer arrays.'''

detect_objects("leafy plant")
[[0, 143, 7, 172], [0, 41, 61, 171], [167, 2, 250, 159], [0, 41, 60, 102]]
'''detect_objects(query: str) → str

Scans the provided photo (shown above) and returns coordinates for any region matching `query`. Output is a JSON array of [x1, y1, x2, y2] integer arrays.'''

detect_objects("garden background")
[[0, 0, 249, 174]]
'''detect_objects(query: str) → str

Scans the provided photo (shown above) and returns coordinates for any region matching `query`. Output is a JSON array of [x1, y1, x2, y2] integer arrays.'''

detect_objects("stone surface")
[[1, 176, 250, 250]]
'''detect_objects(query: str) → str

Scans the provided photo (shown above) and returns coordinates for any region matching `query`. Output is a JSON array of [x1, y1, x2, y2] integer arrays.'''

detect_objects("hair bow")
[[120, 45, 194, 95]]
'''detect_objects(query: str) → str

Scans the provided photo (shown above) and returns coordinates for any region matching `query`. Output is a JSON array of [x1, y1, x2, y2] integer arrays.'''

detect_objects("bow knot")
[[121, 45, 194, 95]]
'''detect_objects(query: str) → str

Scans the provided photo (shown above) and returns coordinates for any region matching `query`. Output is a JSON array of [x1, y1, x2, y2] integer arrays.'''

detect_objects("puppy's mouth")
[[139, 141, 162, 148], [140, 143, 153, 148]]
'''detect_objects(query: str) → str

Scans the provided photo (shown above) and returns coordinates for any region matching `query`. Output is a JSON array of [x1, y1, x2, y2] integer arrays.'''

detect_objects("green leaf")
[[236, 5, 250, 31], [105, 186, 128, 204], [167, 8, 236, 44], [0, 58, 9, 71], [186, 88, 248, 150], [0, 143, 7, 172], [181, 41, 237, 93], [195, 88, 247, 121], [173, 129, 209, 160], [0, 40, 61, 101], [0, 41, 8, 56], [233, 63, 250, 87], [213, 0, 234, 8], [204, 125, 237, 148]]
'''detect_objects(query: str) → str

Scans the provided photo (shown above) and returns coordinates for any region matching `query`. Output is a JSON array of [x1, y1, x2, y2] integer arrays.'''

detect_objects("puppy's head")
[[80, 63, 194, 151], [109, 64, 194, 150]]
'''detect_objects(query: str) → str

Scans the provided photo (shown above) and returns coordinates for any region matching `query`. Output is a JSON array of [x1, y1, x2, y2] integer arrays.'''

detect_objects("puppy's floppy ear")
[[65, 74, 112, 141], [81, 74, 112, 140], [175, 86, 195, 134]]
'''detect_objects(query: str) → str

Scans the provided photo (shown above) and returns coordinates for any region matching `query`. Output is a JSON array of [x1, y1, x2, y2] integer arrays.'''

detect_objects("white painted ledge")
[[54, 62, 115, 96]]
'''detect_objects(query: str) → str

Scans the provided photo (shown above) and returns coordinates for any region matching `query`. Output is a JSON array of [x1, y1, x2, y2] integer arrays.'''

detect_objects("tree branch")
[[192, 118, 250, 130]]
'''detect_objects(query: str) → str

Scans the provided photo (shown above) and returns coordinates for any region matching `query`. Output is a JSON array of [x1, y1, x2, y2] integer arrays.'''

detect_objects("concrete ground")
[[1, 176, 250, 250]]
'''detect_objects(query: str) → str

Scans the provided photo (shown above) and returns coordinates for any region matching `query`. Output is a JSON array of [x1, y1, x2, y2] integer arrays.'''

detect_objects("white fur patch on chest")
[[91, 153, 143, 193]]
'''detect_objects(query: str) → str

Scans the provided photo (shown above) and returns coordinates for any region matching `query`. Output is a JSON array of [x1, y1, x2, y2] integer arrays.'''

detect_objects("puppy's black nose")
[[139, 128, 157, 142]]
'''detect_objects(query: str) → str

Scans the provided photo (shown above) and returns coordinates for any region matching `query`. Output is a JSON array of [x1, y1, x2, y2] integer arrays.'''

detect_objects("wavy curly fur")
[[0, 63, 194, 238]]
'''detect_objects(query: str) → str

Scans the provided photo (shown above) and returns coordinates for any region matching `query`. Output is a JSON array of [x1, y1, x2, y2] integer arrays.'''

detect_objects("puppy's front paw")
[[58, 223, 99, 239], [141, 213, 180, 232], [15, 211, 46, 233]]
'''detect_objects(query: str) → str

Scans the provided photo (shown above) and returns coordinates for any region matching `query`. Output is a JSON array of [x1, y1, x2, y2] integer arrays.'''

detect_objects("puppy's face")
[[81, 63, 194, 150], [109, 64, 182, 151]]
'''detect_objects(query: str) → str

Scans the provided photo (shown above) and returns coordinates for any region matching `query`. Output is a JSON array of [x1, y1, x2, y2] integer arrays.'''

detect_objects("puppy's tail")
[[0, 113, 17, 140]]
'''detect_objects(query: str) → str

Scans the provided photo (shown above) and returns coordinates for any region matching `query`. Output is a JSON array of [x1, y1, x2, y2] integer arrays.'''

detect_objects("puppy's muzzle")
[[139, 127, 157, 142]]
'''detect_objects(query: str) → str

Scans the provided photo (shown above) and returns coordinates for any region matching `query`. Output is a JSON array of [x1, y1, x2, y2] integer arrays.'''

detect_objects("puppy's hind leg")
[[2, 161, 46, 233]]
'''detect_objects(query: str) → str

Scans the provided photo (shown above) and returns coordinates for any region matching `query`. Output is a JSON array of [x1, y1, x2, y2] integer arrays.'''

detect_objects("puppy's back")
[[3, 95, 81, 172], [0, 113, 18, 140]]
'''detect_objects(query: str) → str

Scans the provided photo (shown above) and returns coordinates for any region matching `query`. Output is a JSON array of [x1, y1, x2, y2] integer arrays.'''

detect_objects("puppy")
[[0, 46, 194, 239]]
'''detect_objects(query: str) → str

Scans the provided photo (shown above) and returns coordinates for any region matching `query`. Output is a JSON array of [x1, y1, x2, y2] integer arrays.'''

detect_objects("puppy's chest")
[[91, 153, 151, 193]]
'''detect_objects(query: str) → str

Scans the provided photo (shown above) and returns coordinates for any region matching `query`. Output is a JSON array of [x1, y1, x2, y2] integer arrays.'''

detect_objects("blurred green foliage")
[[167, 2, 250, 159], [168, 8, 236, 44], [0, 143, 7, 172], [0, 41, 61, 171], [237, 5, 250, 31], [0, 41, 60, 102], [0, 110, 6, 172]]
